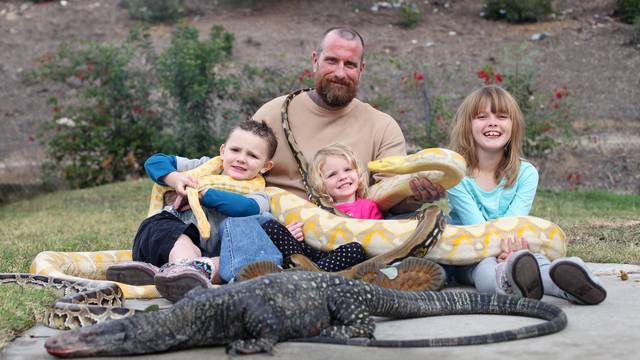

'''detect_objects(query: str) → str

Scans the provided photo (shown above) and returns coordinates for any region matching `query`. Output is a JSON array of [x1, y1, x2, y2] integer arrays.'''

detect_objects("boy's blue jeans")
[[218, 213, 283, 283]]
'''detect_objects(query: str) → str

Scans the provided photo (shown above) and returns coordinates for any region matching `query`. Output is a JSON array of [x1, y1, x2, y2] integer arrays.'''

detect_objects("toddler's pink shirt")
[[334, 198, 383, 220]]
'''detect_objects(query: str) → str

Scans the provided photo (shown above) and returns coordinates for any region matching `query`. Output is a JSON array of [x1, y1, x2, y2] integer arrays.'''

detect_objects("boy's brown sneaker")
[[106, 261, 159, 286], [154, 257, 220, 303]]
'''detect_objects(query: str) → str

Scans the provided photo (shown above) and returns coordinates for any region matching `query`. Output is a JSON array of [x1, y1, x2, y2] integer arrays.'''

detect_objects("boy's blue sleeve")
[[144, 153, 177, 185], [504, 162, 539, 217], [201, 188, 260, 217], [447, 182, 487, 225]]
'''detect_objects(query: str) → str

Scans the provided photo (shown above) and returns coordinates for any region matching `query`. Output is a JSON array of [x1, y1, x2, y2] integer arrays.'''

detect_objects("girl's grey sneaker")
[[106, 261, 159, 285], [549, 257, 607, 305], [154, 257, 221, 303], [496, 249, 544, 300]]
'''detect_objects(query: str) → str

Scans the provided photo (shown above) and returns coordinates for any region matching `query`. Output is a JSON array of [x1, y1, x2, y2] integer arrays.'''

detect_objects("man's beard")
[[315, 76, 358, 107]]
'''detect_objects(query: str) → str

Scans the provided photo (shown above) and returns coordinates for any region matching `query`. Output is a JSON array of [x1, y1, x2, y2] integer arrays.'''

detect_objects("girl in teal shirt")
[[445, 85, 606, 305]]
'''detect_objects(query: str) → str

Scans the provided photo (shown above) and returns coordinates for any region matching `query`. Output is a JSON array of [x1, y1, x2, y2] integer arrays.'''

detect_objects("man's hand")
[[498, 235, 530, 262], [286, 222, 305, 242], [387, 177, 447, 214], [162, 172, 198, 197], [409, 177, 446, 203]]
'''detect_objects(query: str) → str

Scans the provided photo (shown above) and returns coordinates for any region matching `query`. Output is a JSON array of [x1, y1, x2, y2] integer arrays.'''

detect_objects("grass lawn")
[[0, 180, 638, 349], [532, 190, 640, 264]]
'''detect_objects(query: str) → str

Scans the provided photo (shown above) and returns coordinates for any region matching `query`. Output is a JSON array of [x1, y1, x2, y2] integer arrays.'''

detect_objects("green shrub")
[[615, 0, 640, 23], [32, 22, 315, 189], [156, 23, 235, 157], [397, 3, 422, 29], [232, 65, 300, 118], [632, 17, 640, 45], [191, 64, 302, 147], [484, 0, 553, 23], [122, 0, 185, 23], [35, 33, 168, 188], [32, 23, 279, 188]]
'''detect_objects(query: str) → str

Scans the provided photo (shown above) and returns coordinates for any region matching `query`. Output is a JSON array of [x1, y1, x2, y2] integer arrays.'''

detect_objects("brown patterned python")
[[0, 272, 140, 330], [1, 148, 567, 330], [1, 250, 158, 330]]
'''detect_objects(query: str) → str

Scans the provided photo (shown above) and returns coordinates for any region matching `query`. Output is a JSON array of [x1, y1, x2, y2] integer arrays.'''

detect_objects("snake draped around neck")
[[252, 91, 407, 200]]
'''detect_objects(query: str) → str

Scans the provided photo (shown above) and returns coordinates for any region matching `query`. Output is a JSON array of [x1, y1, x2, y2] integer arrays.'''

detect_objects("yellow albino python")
[[145, 147, 566, 266], [16, 148, 566, 314]]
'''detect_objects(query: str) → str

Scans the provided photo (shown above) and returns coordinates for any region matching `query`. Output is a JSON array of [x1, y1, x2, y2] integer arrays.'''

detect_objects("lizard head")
[[45, 320, 133, 357]]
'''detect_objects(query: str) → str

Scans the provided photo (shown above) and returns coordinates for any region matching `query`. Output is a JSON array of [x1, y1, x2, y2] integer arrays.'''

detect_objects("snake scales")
[[0, 148, 566, 330], [147, 147, 567, 265], [0, 272, 139, 330]]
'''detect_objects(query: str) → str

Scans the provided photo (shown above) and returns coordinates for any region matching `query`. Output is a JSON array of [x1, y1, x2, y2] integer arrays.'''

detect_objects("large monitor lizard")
[[45, 271, 567, 357]]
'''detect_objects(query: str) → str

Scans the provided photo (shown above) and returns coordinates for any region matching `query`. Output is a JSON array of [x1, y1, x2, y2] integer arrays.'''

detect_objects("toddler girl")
[[260, 143, 383, 271]]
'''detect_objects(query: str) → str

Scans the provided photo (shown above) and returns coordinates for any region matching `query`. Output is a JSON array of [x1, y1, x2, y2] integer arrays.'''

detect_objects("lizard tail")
[[299, 290, 567, 347]]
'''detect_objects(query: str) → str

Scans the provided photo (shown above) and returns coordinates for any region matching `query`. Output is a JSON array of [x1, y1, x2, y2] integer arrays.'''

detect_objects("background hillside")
[[1, 0, 638, 201]]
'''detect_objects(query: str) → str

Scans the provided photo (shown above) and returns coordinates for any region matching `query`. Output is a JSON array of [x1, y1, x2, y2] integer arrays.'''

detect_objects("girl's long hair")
[[309, 143, 369, 207], [448, 85, 525, 187]]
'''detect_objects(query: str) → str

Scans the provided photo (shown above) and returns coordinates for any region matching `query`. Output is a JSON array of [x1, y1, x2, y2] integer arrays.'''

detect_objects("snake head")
[[367, 156, 404, 174], [45, 320, 128, 357]]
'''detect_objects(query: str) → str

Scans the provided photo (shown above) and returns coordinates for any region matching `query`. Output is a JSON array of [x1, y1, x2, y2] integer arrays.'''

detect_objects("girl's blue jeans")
[[218, 212, 283, 283]]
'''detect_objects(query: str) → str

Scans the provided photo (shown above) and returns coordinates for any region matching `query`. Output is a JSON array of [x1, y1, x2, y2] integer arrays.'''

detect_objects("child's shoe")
[[154, 257, 221, 302], [549, 257, 607, 305], [105, 261, 159, 285], [496, 249, 544, 299]]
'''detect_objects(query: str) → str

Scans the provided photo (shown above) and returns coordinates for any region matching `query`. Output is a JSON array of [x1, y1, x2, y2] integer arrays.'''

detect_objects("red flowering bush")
[[566, 172, 582, 191], [297, 68, 315, 87], [381, 66, 454, 148], [476, 61, 572, 158], [384, 56, 572, 155], [477, 64, 504, 85]]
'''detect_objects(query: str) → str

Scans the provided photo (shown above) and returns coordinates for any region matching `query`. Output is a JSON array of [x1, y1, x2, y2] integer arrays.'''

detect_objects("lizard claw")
[[226, 338, 274, 355]]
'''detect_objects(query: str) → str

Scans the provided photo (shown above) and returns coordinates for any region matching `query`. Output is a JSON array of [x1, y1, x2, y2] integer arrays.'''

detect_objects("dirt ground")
[[1, 0, 639, 199]]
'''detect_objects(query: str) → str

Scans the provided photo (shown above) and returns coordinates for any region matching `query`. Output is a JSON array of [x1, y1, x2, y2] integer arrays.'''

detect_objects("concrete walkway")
[[2, 263, 639, 360]]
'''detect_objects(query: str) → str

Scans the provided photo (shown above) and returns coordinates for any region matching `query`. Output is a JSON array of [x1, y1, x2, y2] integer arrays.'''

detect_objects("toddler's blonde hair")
[[309, 143, 369, 208], [448, 85, 525, 187]]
